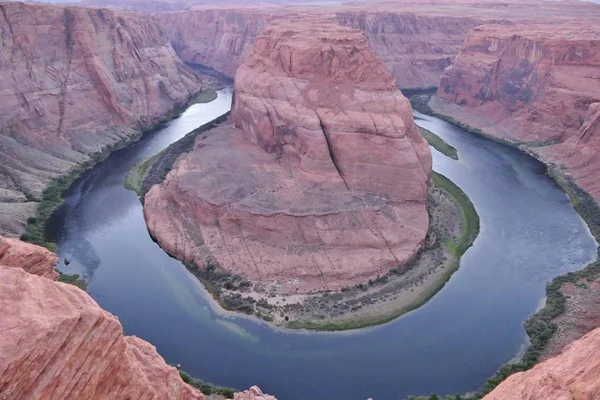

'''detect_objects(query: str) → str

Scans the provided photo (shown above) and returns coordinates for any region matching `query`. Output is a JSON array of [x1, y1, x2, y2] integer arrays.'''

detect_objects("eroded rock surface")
[[0, 2, 206, 236], [155, 1, 600, 90], [234, 386, 277, 400], [431, 23, 600, 199], [145, 17, 431, 294], [483, 327, 600, 400], [0, 265, 204, 400], [0, 235, 58, 280]]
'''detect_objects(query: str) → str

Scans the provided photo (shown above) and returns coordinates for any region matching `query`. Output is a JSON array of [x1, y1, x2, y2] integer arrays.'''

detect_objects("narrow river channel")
[[46, 89, 597, 400]]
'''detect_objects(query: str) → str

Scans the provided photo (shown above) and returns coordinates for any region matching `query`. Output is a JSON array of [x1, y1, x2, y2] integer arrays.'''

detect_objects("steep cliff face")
[[482, 327, 600, 400], [0, 2, 205, 236], [155, 9, 267, 78], [336, 12, 482, 89], [431, 23, 600, 198], [144, 16, 431, 294], [0, 265, 204, 400], [0, 235, 58, 280], [155, 7, 484, 89]]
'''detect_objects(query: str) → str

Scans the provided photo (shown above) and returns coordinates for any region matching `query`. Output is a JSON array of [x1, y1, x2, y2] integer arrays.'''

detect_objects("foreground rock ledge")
[[145, 16, 432, 295], [482, 327, 600, 400], [0, 235, 58, 280]]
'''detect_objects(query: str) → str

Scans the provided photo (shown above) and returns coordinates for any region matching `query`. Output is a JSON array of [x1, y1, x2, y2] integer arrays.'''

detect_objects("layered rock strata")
[[431, 24, 600, 199], [0, 264, 204, 400], [0, 1, 205, 236], [155, 1, 600, 89], [482, 327, 600, 400], [144, 17, 431, 294]]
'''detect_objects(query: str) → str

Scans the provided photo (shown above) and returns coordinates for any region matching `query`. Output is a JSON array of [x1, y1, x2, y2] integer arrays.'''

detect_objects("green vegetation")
[[286, 172, 480, 331], [420, 126, 459, 160], [58, 271, 88, 290], [179, 370, 236, 398], [432, 173, 479, 258], [124, 151, 163, 196]]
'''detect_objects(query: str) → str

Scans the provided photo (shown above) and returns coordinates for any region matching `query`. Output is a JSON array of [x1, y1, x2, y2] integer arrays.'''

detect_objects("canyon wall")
[[482, 327, 600, 400], [431, 23, 600, 199], [144, 16, 431, 294], [155, 9, 267, 78], [0, 1, 206, 237], [155, 7, 482, 89], [335, 12, 482, 89], [154, 1, 600, 90]]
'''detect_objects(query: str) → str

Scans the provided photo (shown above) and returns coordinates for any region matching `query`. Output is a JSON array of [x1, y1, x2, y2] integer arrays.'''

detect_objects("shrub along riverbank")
[[406, 94, 600, 400], [419, 126, 459, 160]]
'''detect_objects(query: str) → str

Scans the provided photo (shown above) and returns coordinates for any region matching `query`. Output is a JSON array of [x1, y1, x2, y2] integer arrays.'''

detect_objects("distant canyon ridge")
[[2, 0, 600, 237]]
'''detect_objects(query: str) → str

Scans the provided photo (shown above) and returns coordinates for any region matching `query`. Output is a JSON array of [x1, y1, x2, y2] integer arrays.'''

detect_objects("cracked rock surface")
[[144, 16, 431, 294]]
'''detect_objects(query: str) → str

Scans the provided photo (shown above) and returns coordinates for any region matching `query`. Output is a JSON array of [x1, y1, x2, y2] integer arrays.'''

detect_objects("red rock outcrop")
[[482, 327, 600, 400], [144, 16, 432, 294], [431, 23, 600, 199], [0, 1, 206, 237], [0, 235, 58, 280], [234, 386, 277, 400], [0, 265, 204, 400]]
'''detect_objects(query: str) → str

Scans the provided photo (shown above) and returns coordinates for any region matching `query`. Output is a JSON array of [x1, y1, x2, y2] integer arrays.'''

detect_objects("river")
[[46, 89, 597, 400]]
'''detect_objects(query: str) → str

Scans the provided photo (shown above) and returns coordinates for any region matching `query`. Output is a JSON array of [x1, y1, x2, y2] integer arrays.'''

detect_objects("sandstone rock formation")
[[482, 327, 600, 400], [155, 0, 600, 90], [431, 23, 600, 199], [335, 11, 481, 89], [0, 265, 204, 400], [144, 16, 431, 294], [0, 235, 58, 280], [156, 9, 267, 78], [0, 1, 206, 236], [234, 386, 277, 400]]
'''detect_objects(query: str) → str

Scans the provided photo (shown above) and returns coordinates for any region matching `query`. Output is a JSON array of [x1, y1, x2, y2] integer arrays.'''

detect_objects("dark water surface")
[[47, 93, 597, 400]]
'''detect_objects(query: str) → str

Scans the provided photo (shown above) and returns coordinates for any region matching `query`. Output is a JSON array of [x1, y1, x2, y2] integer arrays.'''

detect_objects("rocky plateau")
[[144, 16, 432, 294]]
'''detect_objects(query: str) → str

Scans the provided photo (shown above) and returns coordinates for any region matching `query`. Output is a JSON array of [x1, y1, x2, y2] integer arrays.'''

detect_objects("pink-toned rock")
[[156, 9, 267, 78], [0, 265, 204, 400], [431, 23, 600, 200], [234, 386, 277, 400], [0, 236, 58, 280], [483, 327, 600, 400], [144, 17, 431, 294], [0, 2, 206, 237]]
